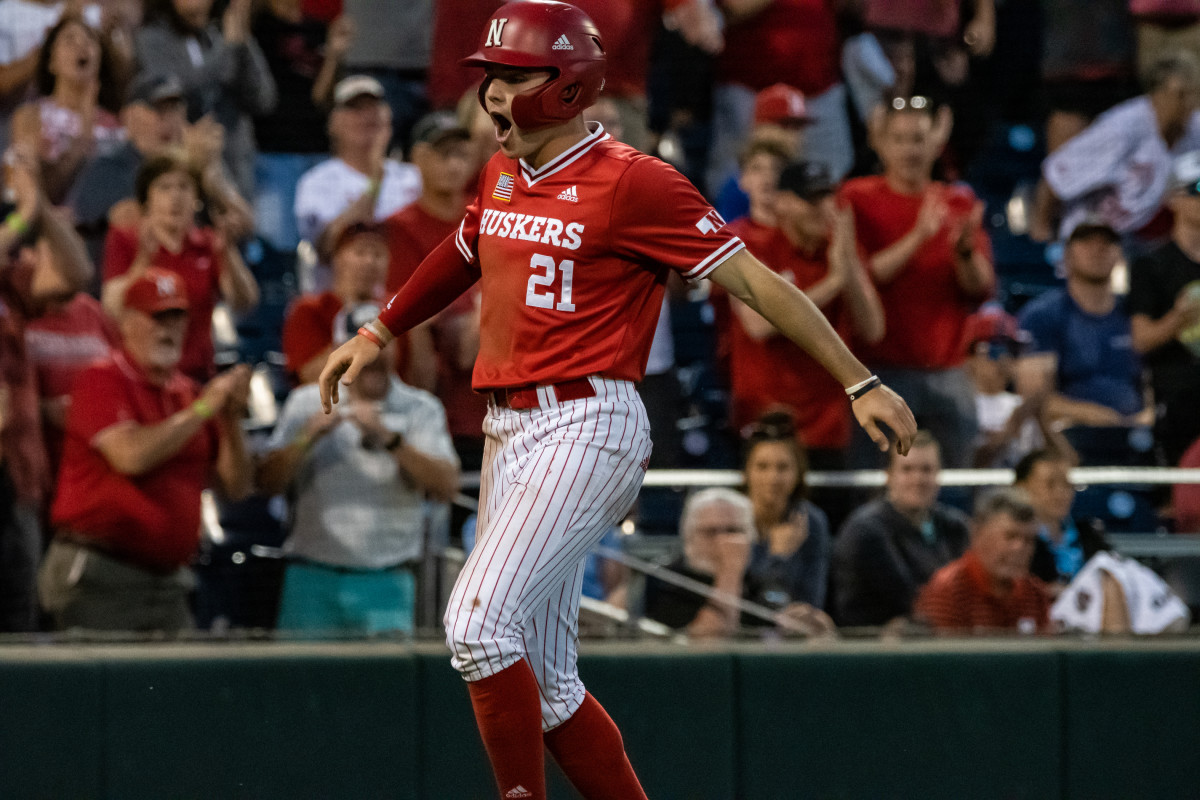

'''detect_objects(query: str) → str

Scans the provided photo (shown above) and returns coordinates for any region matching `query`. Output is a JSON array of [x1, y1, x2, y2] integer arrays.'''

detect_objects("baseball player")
[[318, 3, 917, 798]]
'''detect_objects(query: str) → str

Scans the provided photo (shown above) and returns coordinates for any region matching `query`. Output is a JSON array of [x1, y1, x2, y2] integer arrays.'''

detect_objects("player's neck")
[[520, 118, 591, 171]]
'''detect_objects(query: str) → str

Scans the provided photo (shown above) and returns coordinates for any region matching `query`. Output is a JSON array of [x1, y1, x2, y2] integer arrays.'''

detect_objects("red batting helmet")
[[462, 1, 606, 130]]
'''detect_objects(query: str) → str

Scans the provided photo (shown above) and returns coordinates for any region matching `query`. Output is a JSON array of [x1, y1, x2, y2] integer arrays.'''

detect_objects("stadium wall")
[[0, 641, 1196, 799]]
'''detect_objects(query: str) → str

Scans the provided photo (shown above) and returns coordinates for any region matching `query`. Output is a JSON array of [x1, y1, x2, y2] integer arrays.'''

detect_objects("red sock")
[[467, 660, 547, 800], [544, 692, 648, 800]]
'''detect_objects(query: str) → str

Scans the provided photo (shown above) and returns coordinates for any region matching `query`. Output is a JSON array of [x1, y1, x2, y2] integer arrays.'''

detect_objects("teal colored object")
[[276, 561, 415, 635]]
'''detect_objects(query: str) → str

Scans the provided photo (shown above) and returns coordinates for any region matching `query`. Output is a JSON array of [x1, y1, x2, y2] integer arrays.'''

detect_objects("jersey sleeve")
[[376, 205, 482, 337], [1042, 106, 1135, 201], [101, 226, 138, 281], [610, 156, 745, 281]]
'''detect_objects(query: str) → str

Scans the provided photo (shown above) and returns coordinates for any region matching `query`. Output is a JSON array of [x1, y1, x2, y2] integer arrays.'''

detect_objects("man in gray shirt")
[[259, 303, 459, 635]]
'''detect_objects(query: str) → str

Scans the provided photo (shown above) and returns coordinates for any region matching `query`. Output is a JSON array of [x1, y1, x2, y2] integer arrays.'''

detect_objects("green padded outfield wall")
[[0, 641, 1197, 799]]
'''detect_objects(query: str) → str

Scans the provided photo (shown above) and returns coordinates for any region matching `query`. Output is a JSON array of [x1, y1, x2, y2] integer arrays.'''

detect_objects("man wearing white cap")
[[294, 74, 422, 277], [1130, 151, 1200, 464]]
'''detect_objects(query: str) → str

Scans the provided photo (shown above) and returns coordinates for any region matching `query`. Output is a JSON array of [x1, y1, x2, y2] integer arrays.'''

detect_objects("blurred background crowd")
[[0, 0, 1198, 642]]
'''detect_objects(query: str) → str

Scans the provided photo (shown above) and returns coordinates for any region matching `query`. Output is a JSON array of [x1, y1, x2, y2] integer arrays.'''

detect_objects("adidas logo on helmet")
[[552, 34, 573, 50]]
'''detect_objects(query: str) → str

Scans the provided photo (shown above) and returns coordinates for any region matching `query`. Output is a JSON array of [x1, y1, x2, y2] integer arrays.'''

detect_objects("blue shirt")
[[1018, 288, 1142, 415]]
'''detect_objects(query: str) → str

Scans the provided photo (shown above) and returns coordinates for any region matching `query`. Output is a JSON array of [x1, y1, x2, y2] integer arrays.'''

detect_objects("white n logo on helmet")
[[485, 18, 508, 47]]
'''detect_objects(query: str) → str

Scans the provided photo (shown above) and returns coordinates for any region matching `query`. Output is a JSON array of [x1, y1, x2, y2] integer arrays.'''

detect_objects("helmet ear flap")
[[559, 81, 581, 106]]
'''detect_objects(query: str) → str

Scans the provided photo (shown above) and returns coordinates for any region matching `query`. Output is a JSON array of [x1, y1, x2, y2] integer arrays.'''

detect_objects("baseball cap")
[[962, 306, 1029, 356], [124, 268, 189, 315], [777, 161, 835, 201], [1066, 214, 1120, 243], [1171, 151, 1200, 194], [410, 110, 470, 149], [334, 302, 382, 345], [754, 84, 811, 126], [333, 75, 386, 107], [128, 73, 185, 107], [331, 221, 387, 253]]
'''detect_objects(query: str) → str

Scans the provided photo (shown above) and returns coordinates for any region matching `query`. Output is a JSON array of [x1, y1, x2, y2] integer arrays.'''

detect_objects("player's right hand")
[[318, 335, 381, 413], [852, 384, 918, 455]]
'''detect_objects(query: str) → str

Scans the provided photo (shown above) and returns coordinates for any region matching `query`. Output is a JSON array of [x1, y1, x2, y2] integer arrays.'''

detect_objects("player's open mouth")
[[491, 112, 513, 144]]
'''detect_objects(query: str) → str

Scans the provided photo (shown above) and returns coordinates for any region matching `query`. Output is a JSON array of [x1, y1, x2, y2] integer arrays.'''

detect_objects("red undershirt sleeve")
[[376, 232, 481, 337]]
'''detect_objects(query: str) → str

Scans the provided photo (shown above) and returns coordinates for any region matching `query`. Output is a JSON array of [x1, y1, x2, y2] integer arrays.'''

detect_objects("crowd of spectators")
[[0, 0, 1197, 639]]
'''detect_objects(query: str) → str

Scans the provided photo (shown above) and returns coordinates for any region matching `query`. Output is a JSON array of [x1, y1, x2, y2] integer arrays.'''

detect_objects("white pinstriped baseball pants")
[[444, 377, 652, 730]]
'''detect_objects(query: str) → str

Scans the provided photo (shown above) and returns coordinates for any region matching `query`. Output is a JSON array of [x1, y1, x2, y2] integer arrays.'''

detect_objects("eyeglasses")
[[889, 95, 931, 112]]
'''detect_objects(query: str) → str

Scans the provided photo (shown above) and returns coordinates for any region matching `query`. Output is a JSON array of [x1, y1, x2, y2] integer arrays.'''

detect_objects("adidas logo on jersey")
[[556, 185, 579, 202], [505, 787, 533, 799], [552, 34, 573, 50]]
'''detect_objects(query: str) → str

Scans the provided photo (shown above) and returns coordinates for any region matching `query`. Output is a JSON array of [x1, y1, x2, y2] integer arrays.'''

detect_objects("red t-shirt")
[[403, 125, 744, 389], [915, 551, 1052, 633], [24, 294, 119, 474], [427, 0, 682, 108], [102, 226, 225, 383], [385, 202, 487, 439], [724, 223, 851, 449], [717, 0, 840, 94], [50, 352, 218, 571], [838, 176, 993, 369]]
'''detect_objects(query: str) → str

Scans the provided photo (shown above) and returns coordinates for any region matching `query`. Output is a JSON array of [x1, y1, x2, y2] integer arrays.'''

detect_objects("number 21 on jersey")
[[526, 254, 575, 312]]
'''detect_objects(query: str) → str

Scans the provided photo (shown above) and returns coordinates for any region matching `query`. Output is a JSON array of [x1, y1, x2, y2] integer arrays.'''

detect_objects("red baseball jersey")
[[390, 124, 745, 390]]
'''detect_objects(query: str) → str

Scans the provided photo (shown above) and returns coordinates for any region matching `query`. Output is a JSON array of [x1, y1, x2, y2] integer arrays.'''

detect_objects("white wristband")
[[845, 376, 878, 396], [363, 318, 395, 347]]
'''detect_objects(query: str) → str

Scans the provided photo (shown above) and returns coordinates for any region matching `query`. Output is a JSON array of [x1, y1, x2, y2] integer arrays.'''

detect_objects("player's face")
[[973, 513, 1037, 584], [482, 66, 555, 160], [745, 441, 800, 512], [1020, 459, 1076, 524], [886, 443, 940, 515]]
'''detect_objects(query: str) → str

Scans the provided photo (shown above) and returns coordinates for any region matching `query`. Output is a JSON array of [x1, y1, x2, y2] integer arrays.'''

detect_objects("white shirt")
[[1052, 552, 1190, 634], [267, 379, 458, 569], [294, 156, 422, 245], [1043, 96, 1200, 238]]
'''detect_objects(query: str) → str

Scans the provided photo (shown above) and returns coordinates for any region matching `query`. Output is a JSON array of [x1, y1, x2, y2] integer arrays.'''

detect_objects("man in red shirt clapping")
[[39, 268, 253, 633]]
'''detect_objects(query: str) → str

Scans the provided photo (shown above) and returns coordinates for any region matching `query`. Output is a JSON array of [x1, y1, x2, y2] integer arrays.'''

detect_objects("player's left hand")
[[318, 335, 382, 413], [852, 384, 917, 455]]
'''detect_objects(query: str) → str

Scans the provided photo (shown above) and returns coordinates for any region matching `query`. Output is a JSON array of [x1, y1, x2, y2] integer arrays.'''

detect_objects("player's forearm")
[[712, 253, 872, 388]]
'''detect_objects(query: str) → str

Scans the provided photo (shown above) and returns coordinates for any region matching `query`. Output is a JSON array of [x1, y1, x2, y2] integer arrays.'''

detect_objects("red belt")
[[490, 377, 596, 410]]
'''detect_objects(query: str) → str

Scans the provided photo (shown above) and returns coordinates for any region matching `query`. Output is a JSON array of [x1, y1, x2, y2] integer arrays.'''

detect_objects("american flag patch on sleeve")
[[493, 172, 515, 203]]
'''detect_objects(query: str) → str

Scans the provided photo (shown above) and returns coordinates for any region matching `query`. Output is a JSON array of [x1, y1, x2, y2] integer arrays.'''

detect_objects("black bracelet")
[[847, 375, 883, 403]]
